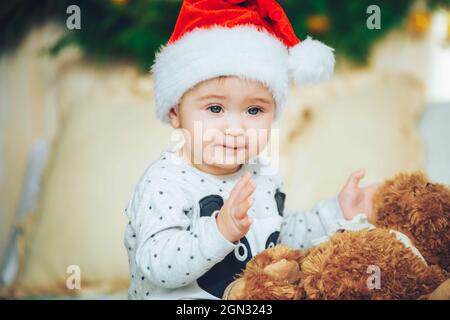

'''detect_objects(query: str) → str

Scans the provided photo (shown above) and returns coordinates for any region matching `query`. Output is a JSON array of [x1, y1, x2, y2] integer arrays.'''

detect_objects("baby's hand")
[[338, 169, 381, 221], [216, 171, 255, 243]]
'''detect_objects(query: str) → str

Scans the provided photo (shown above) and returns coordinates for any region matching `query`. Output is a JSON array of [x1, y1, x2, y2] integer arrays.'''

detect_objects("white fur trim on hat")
[[151, 25, 289, 123], [287, 36, 335, 84]]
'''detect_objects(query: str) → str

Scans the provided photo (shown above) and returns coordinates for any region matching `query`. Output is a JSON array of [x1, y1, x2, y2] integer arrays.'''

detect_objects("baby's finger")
[[234, 179, 256, 204], [235, 198, 252, 220], [345, 169, 365, 189], [228, 171, 252, 202], [364, 183, 381, 195]]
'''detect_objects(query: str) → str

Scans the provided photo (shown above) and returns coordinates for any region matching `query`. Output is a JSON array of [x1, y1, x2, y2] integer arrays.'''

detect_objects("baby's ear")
[[168, 107, 181, 128]]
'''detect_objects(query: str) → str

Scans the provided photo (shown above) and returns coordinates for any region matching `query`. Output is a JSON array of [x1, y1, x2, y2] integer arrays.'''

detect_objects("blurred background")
[[0, 0, 449, 299]]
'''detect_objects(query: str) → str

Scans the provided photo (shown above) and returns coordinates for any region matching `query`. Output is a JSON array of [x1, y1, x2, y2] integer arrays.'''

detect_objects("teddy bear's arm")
[[279, 196, 345, 250]]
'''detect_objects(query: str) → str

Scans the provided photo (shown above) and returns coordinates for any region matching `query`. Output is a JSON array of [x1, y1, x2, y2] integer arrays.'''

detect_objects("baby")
[[124, 0, 379, 300]]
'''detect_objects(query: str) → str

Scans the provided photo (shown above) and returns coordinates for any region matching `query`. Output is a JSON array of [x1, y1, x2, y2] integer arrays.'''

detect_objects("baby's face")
[[169, 76, 275, 175]]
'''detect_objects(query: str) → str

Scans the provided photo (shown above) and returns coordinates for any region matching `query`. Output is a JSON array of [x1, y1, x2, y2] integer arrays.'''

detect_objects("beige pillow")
[[278, 71, 425, 209], [0, 23, 68, 272], [8, 82, 172, 297]]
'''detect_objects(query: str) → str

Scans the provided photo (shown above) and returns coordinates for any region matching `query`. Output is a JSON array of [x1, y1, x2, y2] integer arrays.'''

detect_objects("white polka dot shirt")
[[124, 149, 344, 299]]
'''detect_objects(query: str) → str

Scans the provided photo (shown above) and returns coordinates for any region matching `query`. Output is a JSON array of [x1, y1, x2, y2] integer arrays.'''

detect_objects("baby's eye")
[[247, 106, 262, 115], [207, 105, 223, 114]]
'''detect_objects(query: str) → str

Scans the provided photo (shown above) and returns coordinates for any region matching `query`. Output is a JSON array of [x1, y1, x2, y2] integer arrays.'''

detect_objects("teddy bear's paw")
[[223, 278, 246, 300], [428, 278, 450, 300]]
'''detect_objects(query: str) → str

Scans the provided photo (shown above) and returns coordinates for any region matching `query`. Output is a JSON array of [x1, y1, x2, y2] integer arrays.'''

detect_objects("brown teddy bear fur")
[[370, 172, 450, 272], [224, 172, 450, 300], [300, 229, 447, 299], [226, 245, 304, 300], [227, 230, 447, 300]]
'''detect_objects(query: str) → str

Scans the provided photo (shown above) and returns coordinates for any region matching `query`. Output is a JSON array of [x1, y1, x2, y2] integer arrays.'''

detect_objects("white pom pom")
[[287, 36, 335, 84]]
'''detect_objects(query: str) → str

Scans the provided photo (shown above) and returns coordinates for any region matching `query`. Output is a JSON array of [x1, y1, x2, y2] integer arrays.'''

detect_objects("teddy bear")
[[223, 172, 450, 300], [370, 172, 449, 272]]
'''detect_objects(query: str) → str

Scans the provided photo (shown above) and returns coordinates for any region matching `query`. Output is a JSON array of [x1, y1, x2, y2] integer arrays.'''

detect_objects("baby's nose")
[[226, 128, 245, 136], [223, 131, 247, 148]]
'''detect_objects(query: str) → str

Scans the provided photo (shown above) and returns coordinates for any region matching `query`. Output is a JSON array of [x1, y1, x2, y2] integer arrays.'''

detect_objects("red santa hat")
[[152, 0, 335, 123]]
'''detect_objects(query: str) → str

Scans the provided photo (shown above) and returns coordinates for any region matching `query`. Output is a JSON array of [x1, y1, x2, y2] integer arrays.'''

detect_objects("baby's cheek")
[[248, 132, 271, 158], [203, 143, 220, 164]]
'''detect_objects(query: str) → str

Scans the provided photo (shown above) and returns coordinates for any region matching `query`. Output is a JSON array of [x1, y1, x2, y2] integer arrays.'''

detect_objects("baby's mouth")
[[221, 144, 245, 151]]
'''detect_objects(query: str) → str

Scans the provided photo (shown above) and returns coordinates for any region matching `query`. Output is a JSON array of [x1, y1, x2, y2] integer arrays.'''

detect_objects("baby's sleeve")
[[279, 197, 345, 250], [268, 171, 345, 250], [127, 175, 236, 289]]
